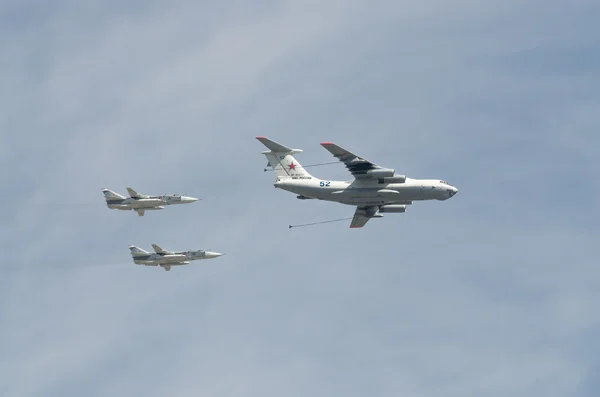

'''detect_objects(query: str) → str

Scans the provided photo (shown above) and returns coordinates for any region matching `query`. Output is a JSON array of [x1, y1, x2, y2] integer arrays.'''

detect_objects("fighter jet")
[[257, 136, 459, 228], [128, 244, 223, 271], [102, 187, 199, 216]]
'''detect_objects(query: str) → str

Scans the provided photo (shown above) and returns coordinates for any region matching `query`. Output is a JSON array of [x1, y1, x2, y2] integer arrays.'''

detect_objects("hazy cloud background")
[[1, 1, 599, 396]]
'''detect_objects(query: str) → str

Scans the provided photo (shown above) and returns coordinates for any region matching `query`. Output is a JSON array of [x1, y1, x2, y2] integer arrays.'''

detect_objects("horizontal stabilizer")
[[256, 136, 302, 153]]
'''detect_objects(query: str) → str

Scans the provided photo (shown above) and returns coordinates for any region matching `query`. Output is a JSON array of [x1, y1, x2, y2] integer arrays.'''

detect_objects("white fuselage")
[[134, 253, 189, 265], [107, 195, 198, 211], [132, 250, 222, 266], [108, 198, 164, 210], [274, 177, 458, 206]]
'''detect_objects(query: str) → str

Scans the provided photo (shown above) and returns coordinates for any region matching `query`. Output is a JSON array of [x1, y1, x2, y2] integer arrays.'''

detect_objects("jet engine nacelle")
[[365, 168, 395, 177], [378, 204, 407, 213], [378, 175, 406, 184]]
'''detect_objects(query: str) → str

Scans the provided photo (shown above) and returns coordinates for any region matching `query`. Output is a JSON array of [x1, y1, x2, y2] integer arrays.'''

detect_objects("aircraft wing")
[[152, 244, 172, 254], [127, 187, 147, 198], [349, 207, 374, 228], [320, 142, 387, 180]]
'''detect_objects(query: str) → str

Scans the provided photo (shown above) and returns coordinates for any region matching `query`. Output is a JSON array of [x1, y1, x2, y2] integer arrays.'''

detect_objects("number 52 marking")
[[319, 181, 331, 187]]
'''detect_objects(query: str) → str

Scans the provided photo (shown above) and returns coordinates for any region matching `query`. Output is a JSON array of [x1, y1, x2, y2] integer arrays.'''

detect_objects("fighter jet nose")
[[183, 196, 199, 203], [206, 252, 223, 259]]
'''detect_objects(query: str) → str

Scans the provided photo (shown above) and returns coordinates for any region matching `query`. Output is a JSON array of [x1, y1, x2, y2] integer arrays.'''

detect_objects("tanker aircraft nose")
[[447, 186, 458, 198]]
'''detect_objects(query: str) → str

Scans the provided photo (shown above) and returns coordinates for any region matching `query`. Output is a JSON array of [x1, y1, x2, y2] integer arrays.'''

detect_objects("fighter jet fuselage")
[[105, 197, 165, 209], [102, 187, 199, 216], [131, 250, 220, 264], [129, 244, 223, 271]]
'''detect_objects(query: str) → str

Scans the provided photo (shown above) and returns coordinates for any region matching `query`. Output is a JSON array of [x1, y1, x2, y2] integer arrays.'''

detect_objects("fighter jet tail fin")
[[128, 245, 149, 256], [256, 136, 314, 181], [102, 189, 125, 201]]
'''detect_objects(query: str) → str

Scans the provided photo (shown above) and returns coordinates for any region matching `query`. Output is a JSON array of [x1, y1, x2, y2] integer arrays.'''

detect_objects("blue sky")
[[1, 1, 599, 396]]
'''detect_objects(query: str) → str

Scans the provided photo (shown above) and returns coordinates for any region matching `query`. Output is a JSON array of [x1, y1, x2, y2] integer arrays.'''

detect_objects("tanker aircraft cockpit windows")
[[440, 180, 450, 185]]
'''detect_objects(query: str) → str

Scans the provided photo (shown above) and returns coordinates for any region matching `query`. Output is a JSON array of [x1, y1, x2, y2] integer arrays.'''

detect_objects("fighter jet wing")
[[349, 207, 373, 228], [127, 187, 147, 198], [320, 142, 387, 180], [152, 244, 172, 254]]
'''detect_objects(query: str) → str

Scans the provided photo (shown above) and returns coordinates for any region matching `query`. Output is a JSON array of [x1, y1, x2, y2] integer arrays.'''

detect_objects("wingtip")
[[320, 141, 334, 145], [256, 136, 267, 139]]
